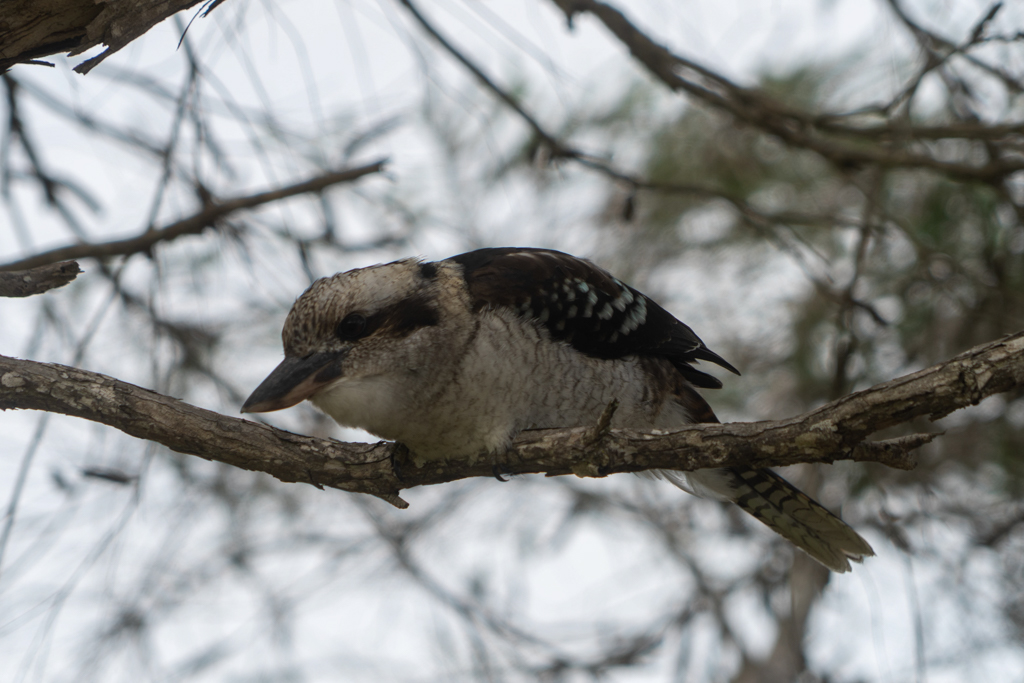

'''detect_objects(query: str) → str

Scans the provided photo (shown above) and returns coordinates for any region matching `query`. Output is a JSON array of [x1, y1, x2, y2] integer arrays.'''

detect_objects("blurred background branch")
[[0, 161, 386, 271]]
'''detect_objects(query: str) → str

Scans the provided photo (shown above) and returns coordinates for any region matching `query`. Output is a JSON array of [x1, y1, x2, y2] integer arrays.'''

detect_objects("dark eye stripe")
[[332, 295, 439, 345], [336, 313, 368, 340]]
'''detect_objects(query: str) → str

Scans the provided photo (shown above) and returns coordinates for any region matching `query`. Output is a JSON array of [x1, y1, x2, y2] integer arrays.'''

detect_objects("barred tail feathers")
[[654, 467, 874, 573]]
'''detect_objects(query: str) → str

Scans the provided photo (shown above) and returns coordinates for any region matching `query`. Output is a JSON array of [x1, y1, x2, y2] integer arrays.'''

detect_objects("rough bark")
[[0, 331, 1021, 508], [0, 0, 210, 74]]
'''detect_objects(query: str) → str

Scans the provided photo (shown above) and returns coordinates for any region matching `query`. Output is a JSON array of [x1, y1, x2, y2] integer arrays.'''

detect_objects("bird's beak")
[[241, 350, 347, 413]]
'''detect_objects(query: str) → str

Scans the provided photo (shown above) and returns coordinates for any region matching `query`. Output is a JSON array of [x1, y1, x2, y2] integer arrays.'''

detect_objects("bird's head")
[[241, 258, 463, 415]]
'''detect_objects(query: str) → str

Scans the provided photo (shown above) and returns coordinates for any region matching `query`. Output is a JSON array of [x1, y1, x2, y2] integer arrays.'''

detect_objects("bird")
[[242, 247, 874, 572]]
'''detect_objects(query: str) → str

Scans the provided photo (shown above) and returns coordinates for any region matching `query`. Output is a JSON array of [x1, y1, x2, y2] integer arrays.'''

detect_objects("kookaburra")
[[242, 247, 874, 572]]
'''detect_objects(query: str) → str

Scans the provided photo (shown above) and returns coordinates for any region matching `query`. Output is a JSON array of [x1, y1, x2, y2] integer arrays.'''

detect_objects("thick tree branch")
[[0, 0, 213, 74], [0, 161, 387, 272], [1, 332, 1021, 508], [0, 260, 81, 297], [885, 0, 1022, 95]]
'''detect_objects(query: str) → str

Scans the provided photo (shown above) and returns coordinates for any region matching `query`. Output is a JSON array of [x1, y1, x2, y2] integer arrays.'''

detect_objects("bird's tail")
[[654, 467, 874, 572]]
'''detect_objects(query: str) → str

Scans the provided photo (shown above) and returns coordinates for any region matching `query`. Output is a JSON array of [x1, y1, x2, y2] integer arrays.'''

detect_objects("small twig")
[[81, 467, 137, 485], [396, 0, 846, 233], [563, 398, 622, 478], [0, 261, 81, 297]]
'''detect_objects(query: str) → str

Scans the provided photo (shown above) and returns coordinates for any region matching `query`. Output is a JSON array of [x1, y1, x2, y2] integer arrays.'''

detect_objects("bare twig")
[[549, 0, 1024, 182], [1, 332, 1021, 508], [0, 0, 216, 74], [0, 161, 387, 272], [397, 0, 844, 230]]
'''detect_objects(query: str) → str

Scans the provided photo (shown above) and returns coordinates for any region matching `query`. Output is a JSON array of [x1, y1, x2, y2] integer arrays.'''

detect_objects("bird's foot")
[[390, 443, 410, 482], [492, 463, 513, 482]]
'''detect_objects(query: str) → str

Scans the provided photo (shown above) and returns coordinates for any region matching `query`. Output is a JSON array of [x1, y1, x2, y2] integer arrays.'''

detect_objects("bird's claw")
[[492, 464, 512, 482]]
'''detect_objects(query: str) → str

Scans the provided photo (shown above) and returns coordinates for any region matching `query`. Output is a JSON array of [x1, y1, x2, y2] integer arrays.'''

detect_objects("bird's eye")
[[336, 313, 368, 340]]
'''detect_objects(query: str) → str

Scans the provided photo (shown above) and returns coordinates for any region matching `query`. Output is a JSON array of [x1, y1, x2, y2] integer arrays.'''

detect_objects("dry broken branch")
[[0, 260, 81, 297], [0, 331, 1021, 508]]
